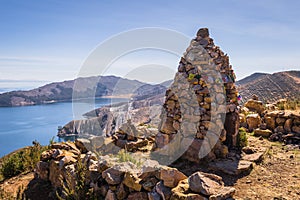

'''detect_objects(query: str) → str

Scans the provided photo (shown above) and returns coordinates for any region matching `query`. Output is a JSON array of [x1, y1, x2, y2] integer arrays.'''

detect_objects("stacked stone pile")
[[35, 140, 236, 200], [241, 97, 300, 144], [155, 28, 240, 162], [112, 119, 157, 152]]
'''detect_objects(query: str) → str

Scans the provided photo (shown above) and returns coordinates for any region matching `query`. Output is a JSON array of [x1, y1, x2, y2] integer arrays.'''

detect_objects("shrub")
[[0, 142, 48, 180], [237, 128, 248, 148], [117, 149, 142, 167]]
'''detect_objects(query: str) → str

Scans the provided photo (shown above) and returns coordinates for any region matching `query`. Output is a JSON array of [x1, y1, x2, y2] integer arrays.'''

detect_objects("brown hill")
[[236, 70, 300, 103]]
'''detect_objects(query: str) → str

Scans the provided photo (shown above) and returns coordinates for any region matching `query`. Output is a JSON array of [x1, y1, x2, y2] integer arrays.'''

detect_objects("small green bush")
[[0, 142, 48, 180], [117, 149, 142, 167], [237, 128, 248, 148]]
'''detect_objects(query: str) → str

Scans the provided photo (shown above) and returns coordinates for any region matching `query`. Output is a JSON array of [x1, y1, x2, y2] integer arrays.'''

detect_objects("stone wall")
[[35, 140, 236, 200], [241, 97, 300, 144], [155, 28, 240, 162]]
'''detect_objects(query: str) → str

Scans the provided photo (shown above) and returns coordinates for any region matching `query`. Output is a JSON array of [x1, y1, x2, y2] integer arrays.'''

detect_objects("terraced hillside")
[[236, 71, 300, 103]]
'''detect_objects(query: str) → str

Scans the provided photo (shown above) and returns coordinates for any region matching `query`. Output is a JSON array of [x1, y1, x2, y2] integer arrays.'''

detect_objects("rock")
[[265, 116, 276, 130], [49, 160, 62, 188], [274, 126, 284, 133], [292, 125, 300, 134], [155, 132, 170, 148], [116, 183, 129, 200], [246, 114, 261, 132], [98, 155, 116, 172], [59, 156, 77, 169], [244, 99, 265, 114], [209, 159, 253, 175], [188, 172, 235, 199], [75, 138, 90, 153], [148, 191, 161, 200], [123, 172, 142, 191], [254, 128, 272, 138], [159, 166, 187, 188], [196, 28, 209, 38], [188, 172, 222, 196], [105, 190, 117, 200], [102, 167, 124, 185], [141, 177, 159, 191], [126, 139, 149, 152], [127, 192, 148, 200], [209, 187, 236, 200], [40, 149, 52, 161], [35, 161, 49, 180], [284, 118, 293, 133], [155, 181, 172, 200], [242, 152, 264, 163], [242, 146, 255, 154], [276, 117, 286, 126], [171, 179, 207, 200]]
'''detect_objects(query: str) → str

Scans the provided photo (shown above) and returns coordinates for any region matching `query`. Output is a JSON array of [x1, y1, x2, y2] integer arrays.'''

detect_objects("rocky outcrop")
[[155, 28, 240, 163], [58, 95, 164, 137], [241, 97, 300, 145], [35, 140, 235, 200]]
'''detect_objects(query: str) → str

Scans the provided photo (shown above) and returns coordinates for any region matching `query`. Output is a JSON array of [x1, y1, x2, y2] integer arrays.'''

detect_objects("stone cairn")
[[155, 28, 240, 162]]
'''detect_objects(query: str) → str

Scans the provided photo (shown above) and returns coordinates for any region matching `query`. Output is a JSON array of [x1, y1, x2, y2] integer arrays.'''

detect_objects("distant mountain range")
[[0, 70, 299, 107], [0, 76, 167, 107], [236, 70, 300, 103]]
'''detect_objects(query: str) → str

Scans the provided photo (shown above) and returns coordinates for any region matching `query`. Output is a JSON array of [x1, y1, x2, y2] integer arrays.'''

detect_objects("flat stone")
[[208, 159, 253, 175], [254, 128, 272, 138], [242, 152, 264, 163]]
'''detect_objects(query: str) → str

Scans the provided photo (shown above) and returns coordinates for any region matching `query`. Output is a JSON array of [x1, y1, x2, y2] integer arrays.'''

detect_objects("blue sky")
[[0, 0, 300, 87]]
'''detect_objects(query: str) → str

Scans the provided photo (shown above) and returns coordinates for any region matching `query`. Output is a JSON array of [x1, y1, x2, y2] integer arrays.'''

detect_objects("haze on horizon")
[[1, 0, 300, 88]]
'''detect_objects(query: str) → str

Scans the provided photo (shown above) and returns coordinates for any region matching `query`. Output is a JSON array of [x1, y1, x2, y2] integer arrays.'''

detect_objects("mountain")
[[0, 76, 157, 107], [236, 70, 300, 103]]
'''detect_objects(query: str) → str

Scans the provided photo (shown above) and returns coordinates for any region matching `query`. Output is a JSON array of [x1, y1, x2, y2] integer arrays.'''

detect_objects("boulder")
[[49, 160, 62, 188], [284, 118, 293, 133], [75, 138, 90, 153], [242, 152, 264, 163], [265, 116, 276, 130], [123, 172, 142, 191], [254, 128, 272, 138], [35, 161, 49, 180], [209, 159, 253, 175], [159, 166, 187, 188], [246, 114, 261, 132], [244, 99, 265, 114], [188, 172, 235, 198], [102, 167, 124, 185], [171, 179, 207, 200]]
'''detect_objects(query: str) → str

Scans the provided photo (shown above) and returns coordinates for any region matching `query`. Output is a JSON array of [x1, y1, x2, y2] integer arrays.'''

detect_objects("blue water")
[[0, 98, 127, 157]]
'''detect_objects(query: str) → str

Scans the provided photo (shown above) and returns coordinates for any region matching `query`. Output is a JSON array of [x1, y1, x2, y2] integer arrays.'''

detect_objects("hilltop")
[[236, 70, 300, 103], [0, 76, 166, 107]]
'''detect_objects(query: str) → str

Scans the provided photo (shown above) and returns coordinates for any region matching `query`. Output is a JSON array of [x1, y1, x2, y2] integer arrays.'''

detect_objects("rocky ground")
[[0, 134, 299, 200]]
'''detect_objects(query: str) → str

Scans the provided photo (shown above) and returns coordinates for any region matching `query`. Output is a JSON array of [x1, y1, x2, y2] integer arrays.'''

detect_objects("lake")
[[0, 98, 127, 157]]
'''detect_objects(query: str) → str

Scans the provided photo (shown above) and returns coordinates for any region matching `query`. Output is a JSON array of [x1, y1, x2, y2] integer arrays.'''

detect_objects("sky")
[[0, 0, 300, 88]]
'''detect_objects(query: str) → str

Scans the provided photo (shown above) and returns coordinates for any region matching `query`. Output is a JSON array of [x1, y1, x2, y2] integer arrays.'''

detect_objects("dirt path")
[[233, 137, 300, 200]]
